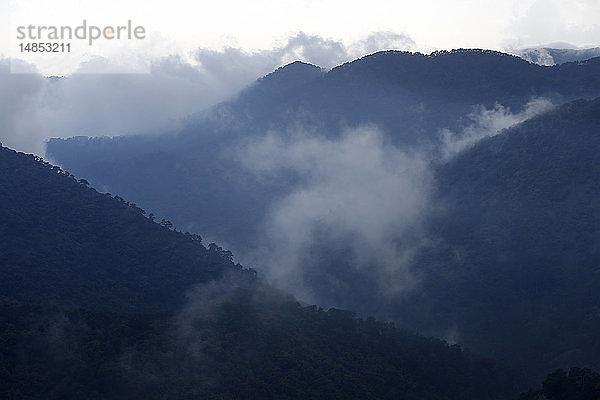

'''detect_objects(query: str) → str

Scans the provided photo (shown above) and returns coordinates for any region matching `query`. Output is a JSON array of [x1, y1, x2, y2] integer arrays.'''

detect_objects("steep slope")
[[0, 145, 248, 311], [407, 97, 600, 376]]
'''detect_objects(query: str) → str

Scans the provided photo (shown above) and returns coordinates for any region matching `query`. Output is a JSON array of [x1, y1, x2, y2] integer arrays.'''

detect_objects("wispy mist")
[[440, 98, 553, 160], [236, 126, 431, 307]]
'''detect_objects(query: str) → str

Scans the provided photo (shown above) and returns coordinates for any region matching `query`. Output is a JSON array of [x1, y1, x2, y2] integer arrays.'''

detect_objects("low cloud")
[[0, 31, 415, 156], [233, 97, 554, 313], [0, 59, 47, 154], [506, 0, 600, 49], [236, 126, 431, 309], [2, 55, 249, 154], [440, 97, 553, 160]]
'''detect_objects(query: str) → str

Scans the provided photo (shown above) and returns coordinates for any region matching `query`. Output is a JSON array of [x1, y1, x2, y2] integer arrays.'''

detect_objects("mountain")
[[180, 49, 600, 143], [46, 50, 600, 252], [0, 144, 524, 399], [405, 97, 600, 376], [518, 46, 600, 66], [0, 144, 249, 311]]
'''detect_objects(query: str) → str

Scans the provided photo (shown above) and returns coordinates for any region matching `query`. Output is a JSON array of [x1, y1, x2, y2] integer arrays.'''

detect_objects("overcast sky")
[[2, 0, 599, 74]]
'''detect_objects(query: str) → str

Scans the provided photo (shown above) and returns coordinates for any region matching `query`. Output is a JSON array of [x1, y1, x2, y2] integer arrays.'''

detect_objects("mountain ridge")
[[46, 49, 600, 254]]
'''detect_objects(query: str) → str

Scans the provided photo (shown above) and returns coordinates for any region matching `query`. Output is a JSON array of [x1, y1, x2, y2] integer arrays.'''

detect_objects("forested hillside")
[[406, 97, 600, 375], [0, 145, 249, 311], [0, 299, 523, 400]]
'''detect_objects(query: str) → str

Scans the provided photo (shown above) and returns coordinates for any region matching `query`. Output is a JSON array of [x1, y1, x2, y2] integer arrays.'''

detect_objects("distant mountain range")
[[43, 49, 600, 383], [46, 49, 600, 249]]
